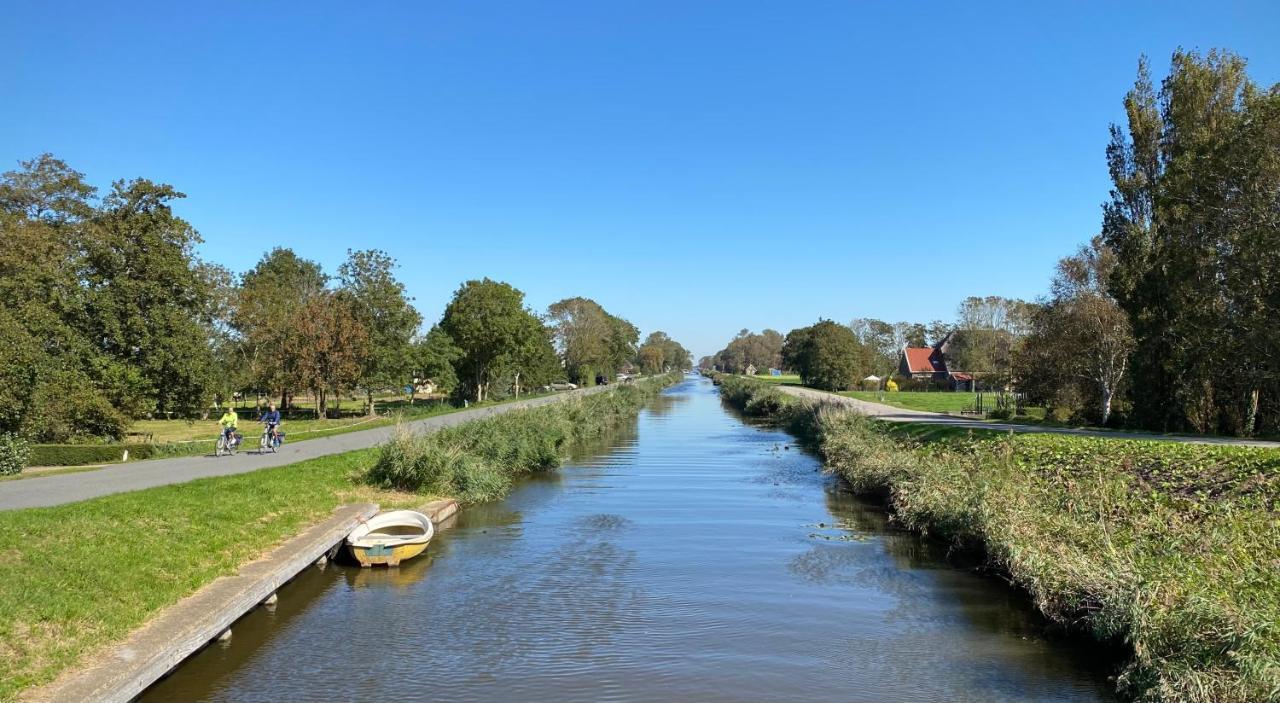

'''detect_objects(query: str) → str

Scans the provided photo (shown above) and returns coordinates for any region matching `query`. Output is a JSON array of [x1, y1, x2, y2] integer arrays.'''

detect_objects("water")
[[141, 378, 1116, 702]]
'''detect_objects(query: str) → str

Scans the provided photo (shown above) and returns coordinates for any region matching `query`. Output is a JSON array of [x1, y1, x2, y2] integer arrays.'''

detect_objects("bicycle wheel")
[[260, 432, 270, 453], [215, 435, 226, 457]]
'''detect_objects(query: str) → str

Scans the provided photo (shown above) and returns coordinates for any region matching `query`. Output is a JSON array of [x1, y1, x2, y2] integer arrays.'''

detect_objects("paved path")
[[774, 385, 1280, 448], [0, 385, 617, 511]]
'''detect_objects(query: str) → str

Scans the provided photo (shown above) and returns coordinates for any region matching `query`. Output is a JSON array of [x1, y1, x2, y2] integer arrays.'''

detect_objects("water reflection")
[[141, 377, 1116, 703]]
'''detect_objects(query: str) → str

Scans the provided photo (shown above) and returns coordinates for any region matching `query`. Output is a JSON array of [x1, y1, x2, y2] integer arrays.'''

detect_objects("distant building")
[[897, 332, 973, 390], [745, 364, 757, 376]]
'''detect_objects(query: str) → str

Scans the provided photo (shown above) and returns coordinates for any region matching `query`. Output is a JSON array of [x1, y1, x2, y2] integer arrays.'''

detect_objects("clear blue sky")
[[5, 1, 1279, 357]]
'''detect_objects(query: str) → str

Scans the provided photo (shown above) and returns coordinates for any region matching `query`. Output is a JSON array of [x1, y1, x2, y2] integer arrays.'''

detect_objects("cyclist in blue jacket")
[[260, 404, 282, 446]]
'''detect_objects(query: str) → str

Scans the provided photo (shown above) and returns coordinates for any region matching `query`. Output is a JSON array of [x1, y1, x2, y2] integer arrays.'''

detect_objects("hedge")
[[29, 444, 158, 467]]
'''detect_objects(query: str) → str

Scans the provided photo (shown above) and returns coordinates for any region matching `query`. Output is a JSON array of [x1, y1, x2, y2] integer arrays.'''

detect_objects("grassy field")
[[747, 373, 803, 384], [0, 375, 678, 700], [719, 375, 1280, 703], [841, 390, 988, 413]]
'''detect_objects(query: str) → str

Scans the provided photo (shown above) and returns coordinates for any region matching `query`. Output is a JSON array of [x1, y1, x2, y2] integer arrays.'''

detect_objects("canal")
[[142, 376, 1116, 702]]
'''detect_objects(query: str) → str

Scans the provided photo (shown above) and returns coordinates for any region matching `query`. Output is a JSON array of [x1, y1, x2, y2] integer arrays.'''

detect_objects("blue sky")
[[5, 1, 1279, 357]]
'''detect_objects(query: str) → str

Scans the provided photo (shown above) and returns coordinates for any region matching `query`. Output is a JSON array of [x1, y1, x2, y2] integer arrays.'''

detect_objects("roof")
[[949, 372, 974, 381], [903, 347, 947, 374]]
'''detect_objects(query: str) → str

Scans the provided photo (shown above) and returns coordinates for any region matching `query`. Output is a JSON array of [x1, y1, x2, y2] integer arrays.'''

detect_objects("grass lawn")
[[842, 390, 1048, 420], [748, 373, 803, 385], [0, 449, 427, 701]]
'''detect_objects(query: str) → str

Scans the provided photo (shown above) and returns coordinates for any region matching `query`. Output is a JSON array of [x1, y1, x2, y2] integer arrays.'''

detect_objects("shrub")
[[0, 433, 29, 476], [366, 373, 678, 503], [28, 443, 156, 467]]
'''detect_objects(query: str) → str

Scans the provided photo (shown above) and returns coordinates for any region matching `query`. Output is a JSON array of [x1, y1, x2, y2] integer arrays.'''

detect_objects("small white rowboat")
[[345, 510, 435, 567]]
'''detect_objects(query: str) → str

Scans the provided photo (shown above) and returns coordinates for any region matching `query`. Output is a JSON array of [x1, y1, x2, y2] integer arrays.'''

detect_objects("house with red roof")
[[896, 333, 975, 391]]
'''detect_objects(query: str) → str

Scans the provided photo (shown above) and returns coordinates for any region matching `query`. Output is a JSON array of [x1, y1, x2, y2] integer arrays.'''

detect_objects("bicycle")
[[259, 425, 283, 453], [215, 430, 242, 457]]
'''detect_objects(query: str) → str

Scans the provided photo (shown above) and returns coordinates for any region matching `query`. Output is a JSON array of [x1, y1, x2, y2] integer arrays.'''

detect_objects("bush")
[[28, 443, 157, 467], [366, 373, 679, 502], [0, 433, 29, 476]]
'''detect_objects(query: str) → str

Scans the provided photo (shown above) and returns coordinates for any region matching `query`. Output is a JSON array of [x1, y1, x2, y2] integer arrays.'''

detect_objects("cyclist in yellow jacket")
[[218, 408, 239, 448]]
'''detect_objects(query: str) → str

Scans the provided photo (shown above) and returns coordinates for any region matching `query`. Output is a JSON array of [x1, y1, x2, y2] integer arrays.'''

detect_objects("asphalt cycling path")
[[0, 385, 615, 511]]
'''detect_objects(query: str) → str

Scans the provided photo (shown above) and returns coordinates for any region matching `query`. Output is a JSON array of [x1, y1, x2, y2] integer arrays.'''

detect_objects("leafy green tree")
[[235, 248, 327, 408], [782, 320, 870, 391], [547, 297, 638, 383], [439, 279, 552, 402], [338, 249, 422, 415], [1101, 49, 1280, 434], [292, 291, 368, 417], [79, 179, 218, 417], [1015, 241, 1134, 425], [411, 326, 462, 399], [637, 331, 691, 374]]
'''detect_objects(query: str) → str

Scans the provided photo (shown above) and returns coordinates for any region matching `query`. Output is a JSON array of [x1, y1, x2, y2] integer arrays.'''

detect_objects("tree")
[[709, 329, 783, 374], [1016, 241, 1134, 425], [1101, 49, 1280, 434], [782, 320, 871, 391], [338, 249, 422, 415], [235, 248, 327, 408], [410, 326, 462, 400], [439, 279, 551, 402], [945, 296, 1035, 388], [292, 292, 368, 418], [81, 178, 217, 417], [637, 332, 691, 374], [547, 297, 638, 383], [0, 153, 96, 223]]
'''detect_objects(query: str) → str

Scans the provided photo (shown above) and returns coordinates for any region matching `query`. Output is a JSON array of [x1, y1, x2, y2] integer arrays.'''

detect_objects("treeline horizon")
[[707, 49, 1280, 437], [0, 156, 690, 442]]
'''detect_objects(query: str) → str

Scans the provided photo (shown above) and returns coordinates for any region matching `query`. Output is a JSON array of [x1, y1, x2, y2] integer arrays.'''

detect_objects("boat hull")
[[347, 540, 429, 567]]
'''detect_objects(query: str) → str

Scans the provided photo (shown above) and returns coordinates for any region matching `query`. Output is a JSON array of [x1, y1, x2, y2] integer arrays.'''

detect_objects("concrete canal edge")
[[23, 499, 460, 703]]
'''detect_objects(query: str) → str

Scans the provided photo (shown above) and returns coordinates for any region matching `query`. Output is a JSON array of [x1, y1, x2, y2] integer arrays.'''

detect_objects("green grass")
[[747, 373, 803, 385], [719, 375, 1280, 703], [841, 390, 1047, 420]]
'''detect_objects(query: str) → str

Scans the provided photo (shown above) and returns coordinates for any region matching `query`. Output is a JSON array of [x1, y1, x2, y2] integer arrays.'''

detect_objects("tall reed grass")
[[366, 375, 679, 503]]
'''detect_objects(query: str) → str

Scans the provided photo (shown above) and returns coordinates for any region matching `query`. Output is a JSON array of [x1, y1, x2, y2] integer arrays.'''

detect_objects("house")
[[897, 333, 974, 390], [899, 346, 948, 381], [745, 364, 757, 376]]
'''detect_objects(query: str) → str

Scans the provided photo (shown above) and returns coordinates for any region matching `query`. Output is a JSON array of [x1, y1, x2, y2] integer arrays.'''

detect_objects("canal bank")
[[1, 377, 677, 702], [720, 375, 1280, 703], [136, 377, 1116, 703]]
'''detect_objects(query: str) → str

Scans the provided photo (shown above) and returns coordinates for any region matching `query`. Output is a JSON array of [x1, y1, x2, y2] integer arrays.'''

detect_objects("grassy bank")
[[366, 375, 680, 502], [0, 375, 677, 700], [718, 375, 1280, 703]]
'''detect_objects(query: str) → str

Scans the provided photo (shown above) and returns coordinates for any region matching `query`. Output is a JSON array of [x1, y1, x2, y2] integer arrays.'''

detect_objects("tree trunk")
[[316, 388, 326, 419], [1245, 388, 1260, 437], [514, 371, 521, 398], [1100, 386, 1113, 426], [367, 388, 375, 417]]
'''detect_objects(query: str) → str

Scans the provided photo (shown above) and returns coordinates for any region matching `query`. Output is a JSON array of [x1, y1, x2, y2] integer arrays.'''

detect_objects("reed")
[[366, 374, 680, 503]]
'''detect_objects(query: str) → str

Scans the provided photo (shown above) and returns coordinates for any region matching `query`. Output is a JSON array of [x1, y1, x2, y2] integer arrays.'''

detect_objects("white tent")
[[863, 375, 881, 382]]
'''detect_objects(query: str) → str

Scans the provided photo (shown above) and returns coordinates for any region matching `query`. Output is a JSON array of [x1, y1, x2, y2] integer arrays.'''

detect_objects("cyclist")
[[260, 404, 282, 447], [218, 407, 239, 449]]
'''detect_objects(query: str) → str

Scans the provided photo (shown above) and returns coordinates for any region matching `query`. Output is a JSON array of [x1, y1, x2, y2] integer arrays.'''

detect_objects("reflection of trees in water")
[[643, 388, 689, 417]]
